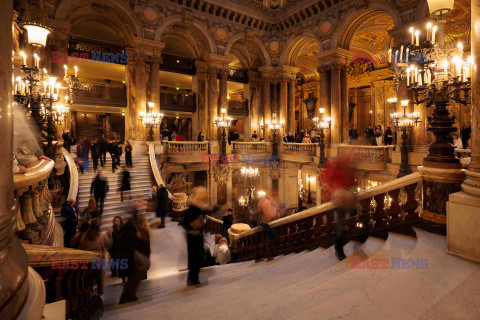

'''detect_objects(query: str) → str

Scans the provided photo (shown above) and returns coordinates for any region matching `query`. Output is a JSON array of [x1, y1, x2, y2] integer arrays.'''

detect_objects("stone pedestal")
[[447, 191, 480, 262], [419, 167, 465, 234], [132, 139, 147, 156]]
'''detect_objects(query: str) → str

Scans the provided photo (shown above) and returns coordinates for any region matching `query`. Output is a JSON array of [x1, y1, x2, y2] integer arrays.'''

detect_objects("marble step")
[[252, 233, 417, 320], [102, 240, 376, 320], [289, 229, 480, 320], [139, 238, 385, 320]]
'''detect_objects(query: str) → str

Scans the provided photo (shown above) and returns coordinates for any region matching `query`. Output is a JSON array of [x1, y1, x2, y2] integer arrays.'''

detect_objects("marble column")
[[446, 0, 480, 262], [288, 78, 296, 135], [219, 69, 228, 111], [135, 52, 147, 141], [279, 78, 288, 127], [192, 62, 209, 140], [330, 65, 342, 144], [319, 68, 331, 144], [70, 110, 77, 139], [243, 83, 251, 140], [262, 78, 271, 139], [208, 67, 218, 141], [104, 113, 111, 139], [0, 1, 29, 318], [340, 67, 349, 142], [125, 48, 137, 141], [150, 55, 161, 141]]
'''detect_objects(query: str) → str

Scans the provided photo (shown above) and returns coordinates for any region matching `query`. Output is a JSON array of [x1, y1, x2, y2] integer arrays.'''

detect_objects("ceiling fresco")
[[445, 0, 471, 44], [349, 13, 394, 67], [291, 38, 320, 81]]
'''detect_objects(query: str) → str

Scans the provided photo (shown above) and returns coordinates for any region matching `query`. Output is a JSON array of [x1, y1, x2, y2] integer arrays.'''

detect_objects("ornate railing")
[[160, 92, 196, 112], [227, 66, 249, 83], [232, 141, 266, 154], [205, 215, 224, 235], [73, 84, 126, 107], [160, 53, 196, 75], [282, 142, 316, 156], [163, 141, 209, 155], [228, 99, 249, 117], [228, 172, 422, 261], [337, 144, 392, 163], [62, 148, 79, 200], [14, 159, 55, 245], [68, 36, 126, 64], [24, 244, 103, 320]]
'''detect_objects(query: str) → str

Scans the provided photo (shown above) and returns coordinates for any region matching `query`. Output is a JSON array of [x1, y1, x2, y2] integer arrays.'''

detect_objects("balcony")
[[73, 84, 126, 107], [163, 141, 209, 163], [337, 144, 393, 171], [226, 67, 249, 83], [281, 142, 317, 163], [228, 99, 249, 117], [160, 92, 196, 113], [160, 53, 196, 75], [68, 37, 126, 64]]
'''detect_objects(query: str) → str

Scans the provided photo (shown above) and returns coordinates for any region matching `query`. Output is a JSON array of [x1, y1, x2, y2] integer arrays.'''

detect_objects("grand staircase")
[[101, 227, 480, 319], [76, 152, 162, 228]]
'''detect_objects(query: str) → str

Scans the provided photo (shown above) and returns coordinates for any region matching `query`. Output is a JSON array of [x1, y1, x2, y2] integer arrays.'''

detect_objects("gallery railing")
[[232, 141, 267, 154], [337, 144, 392, 163], [282, 142, 316, 156], [160, 92, 196, 112], [68, 36, 126, 64], [205, 216, 224, 235], [163, 141, 209, 155], [227, 66, 249, 83], [228, 99, 249, 117], [73, 84, 126, 107], [14, 158, 55, 245], [226, 172, 422, 261], [25, 244, 104, 320], [160, 53, 196, 75]]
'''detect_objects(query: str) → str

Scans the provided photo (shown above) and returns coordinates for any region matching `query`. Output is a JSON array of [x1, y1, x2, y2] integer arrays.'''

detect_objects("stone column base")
[[419, 166, 465, 235], [447, 191, 480, 263], [132, 140, 147, 156]]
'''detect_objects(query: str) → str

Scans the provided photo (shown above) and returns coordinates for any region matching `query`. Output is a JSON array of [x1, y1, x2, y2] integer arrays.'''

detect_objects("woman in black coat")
[[182, 186, 215, 286], [119, 167, 131, 202], [155, 184, 169, 228], [109, 216, 123, 277]]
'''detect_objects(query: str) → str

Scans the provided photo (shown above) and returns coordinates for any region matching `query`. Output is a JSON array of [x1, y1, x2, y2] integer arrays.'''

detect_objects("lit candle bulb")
[[467, 56, 473, 78], [426, 22, 432, 41], [20, 51, 27, 66], [414, 67, 418, 83], [462, 66, 467, 82], [74, 66, 78, 78], [432, 25, 437, 44], [415, 30, 420, 46], [394, 50, 398, 63], [388, 48, 392, 63], [443, 60, 448, 80], [406, 68, 410, 86], [16, 76, 21, 93], [409, 27, 414, 45], [400, 45, 404, 62], [33, 53, 39, 68], [457, 42, 463, 58], [64, 65, 68, 78], [406, 47, 409, 62]]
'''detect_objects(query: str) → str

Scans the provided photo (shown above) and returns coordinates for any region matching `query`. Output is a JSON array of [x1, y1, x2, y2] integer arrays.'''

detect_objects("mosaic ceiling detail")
[[445, 0, 471, 44], [349, 13, 394, 67]]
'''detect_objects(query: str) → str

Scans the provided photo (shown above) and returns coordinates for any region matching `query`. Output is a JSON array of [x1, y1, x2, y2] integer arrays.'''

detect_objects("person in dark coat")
[[125, 140, 133, 168], [119, 166, 131, 202], [108, 139, 118, 173], [116, 139, 122, 167], [461, 125, 471, 149], [197, 132, 204, 142], [182, 186, 216, 286], [384, 127, 394, 145], [365, 125, 375, 145], [98, 135, 108, 167], [109, 216, 123, 278], [60, 198, 79, 246], [90, 171, 109, 215], [155, 184, 169, 228], [91, 140, 100, 172], [222, 209, 234, 241], [62, 129, 72, 152]]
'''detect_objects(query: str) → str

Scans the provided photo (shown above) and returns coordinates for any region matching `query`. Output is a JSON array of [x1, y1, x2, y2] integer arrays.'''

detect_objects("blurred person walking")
[[155, 184, 169, 228], [90, 171, 109, 215]]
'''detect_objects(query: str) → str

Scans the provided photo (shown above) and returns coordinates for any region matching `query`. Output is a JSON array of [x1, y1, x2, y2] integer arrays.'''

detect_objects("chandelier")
[[139, 101, 163, 141], [390, 100, 421, 129], [389, 18, 471, 169], [241, 166, 260, 178], [214, 108, 233, 128], [238, 166, 260, 207]]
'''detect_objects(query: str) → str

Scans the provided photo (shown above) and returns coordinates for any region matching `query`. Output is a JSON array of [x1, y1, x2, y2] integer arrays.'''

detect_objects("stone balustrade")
[[282, 142, 316, 156], [227, 172, 422, 261], [337, 144, 393, 163], [24, 244, 103, 320], [232, 141, 267, 154], [14, 159, 55, 245], [163, 141, 209, 155]]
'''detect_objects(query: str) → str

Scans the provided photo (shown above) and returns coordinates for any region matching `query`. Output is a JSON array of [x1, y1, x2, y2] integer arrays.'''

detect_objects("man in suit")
[[90, 171, 109, 215], [60, 198, 79, 246]]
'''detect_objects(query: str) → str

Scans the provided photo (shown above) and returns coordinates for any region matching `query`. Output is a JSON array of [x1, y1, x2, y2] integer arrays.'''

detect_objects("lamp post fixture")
[[215, 108, 233, 163], [390, 99, 421, 177], [313, 107, 332, 168], [389, 9, 471, 169], [139, 101, 163, 141], [260, 113, 284, 157]]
